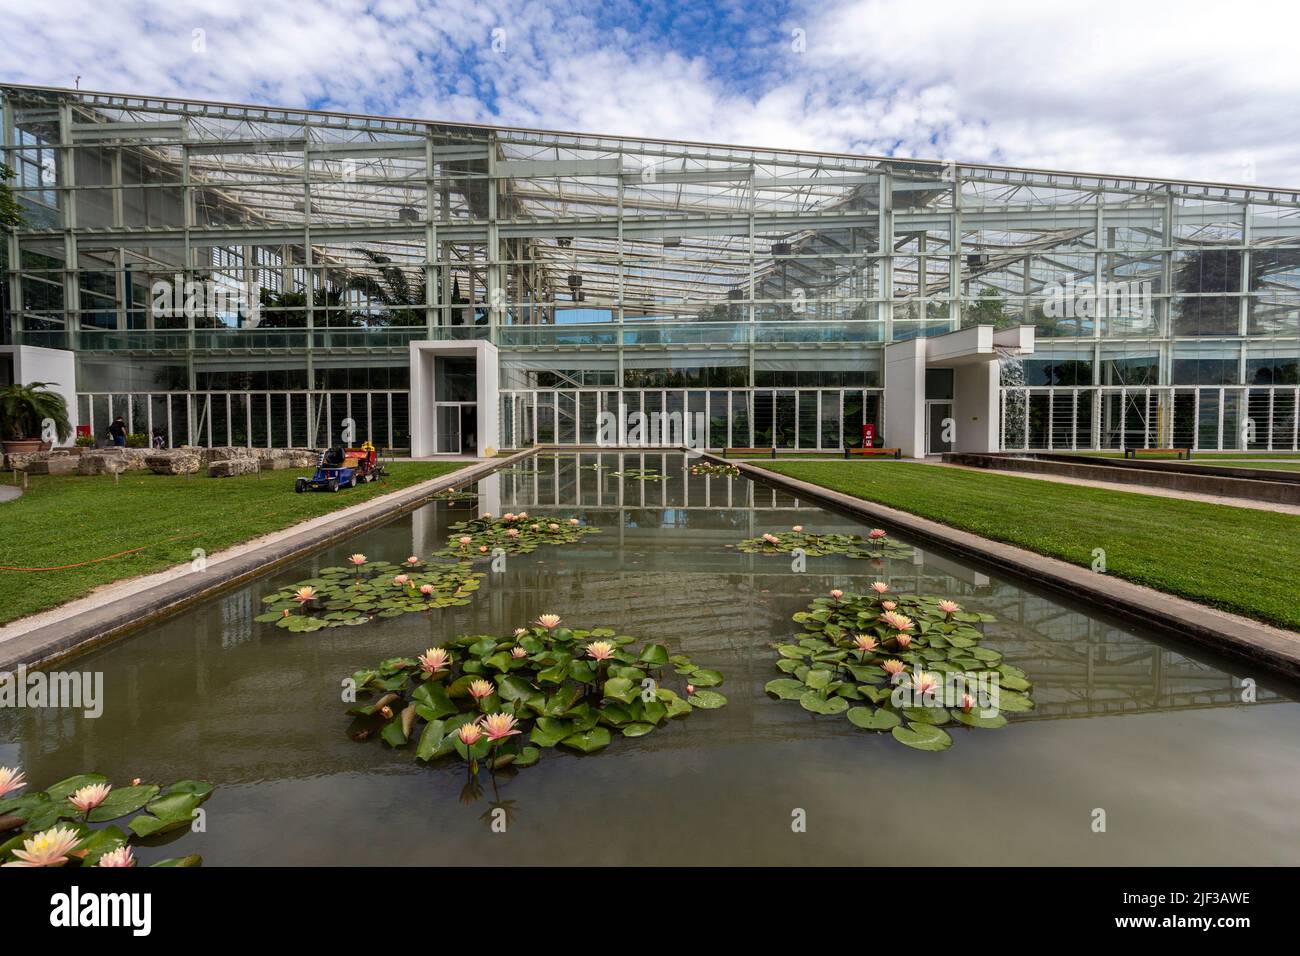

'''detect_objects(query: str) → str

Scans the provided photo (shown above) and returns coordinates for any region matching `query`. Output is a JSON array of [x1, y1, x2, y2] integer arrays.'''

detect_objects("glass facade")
[[4, 83, 1299, 450]]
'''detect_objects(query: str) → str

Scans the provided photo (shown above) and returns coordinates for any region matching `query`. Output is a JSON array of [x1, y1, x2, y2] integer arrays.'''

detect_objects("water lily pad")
[[560, 727, 611, 753], [891, 723, 953, 752], [688, 668, 723, 687], [798, 691, 848, 715], [687, 690, 727, 709], [765, 678, 806, 700], [846, 706, 901, 731], [951, 709, 1007, 729]]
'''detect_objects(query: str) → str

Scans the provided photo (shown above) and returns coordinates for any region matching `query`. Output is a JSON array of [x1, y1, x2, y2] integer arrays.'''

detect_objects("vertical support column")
[[59, 101, 81, 352], [486, 131, 500, 344]]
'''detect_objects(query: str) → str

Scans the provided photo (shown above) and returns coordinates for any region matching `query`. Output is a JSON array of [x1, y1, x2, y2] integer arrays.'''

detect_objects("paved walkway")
[[923, 458, 1300, 515], [0, 485, 21, 503]]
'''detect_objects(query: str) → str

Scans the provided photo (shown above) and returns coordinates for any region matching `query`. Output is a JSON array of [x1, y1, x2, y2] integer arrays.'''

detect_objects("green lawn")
[[0, 461, 465, 625], [760, 460, 1300, 631]]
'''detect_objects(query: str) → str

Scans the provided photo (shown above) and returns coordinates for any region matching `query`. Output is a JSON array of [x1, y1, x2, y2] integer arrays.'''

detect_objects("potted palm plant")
[[1, 382, 72, 454]]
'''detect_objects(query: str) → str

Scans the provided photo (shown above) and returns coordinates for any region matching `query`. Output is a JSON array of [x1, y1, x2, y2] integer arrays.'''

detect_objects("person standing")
[[107, 416, 127, 447]]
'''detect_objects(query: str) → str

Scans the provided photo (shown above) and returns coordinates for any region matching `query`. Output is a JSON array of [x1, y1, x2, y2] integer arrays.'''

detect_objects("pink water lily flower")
[[536, 614, 562, 629], [505, 528, 520, 538], [458, 536, 472, 546], [910, 670, 941, 696], [517, 511, 529, 519], [868, 529, 888, 540], [456, 722, 484, 745], [548, 523, 559, 531], [96, 846, 136, 868], [871, 581, 889, 593], [468, 679, 495, 700], [829, 589, 843, 600], [762, 533, 779, 544], [0, 766, 25, 800], [293, 586, 317, 604], [881, 659, 906, 677], [503, 513, 517, 522], [419, 647, 451, 675], [513, 627, 528, 637], [895, 632, 913, 648], [686, 684, 696, 695], [406, 556, 420, 565], [882, 600, 897, 611], [420, 583, 435, 596], [568, 518, 580, 526], [481, 513, 493, 520], [69, 782, 112, 814], [960, 693, 975, 712], [880, 611, 915, 633], [481, 712, 522, 741], [510, 646, 527, 659], [2, 826, 82, 867], [792, 525, 803, 532], [585, 640, 616, 662], [853, 634, 878, 652], [393, 574, 410, 586], [938, 600, 962, 616], [348, 553, 367, 566]]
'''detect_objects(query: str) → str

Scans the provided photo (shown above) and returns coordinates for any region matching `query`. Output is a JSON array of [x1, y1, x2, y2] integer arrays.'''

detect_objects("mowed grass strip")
[[0, 461, 465, 625], [760, 460, 1300, 631]]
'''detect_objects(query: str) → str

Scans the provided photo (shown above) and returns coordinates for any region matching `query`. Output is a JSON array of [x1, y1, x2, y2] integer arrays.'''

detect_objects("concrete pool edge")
[[722, 454, 1300, 681], [0, 449, 538, 671]]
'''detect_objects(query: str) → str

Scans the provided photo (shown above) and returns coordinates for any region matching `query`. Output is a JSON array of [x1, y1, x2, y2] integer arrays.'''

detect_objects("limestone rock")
[[29, 454, 80, 476], [146, 452, 202, 475], [76, 451, 130, 475], [208, 457, 261, 478]]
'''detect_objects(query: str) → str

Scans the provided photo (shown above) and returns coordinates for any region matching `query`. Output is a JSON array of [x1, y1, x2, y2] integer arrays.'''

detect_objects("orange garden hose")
[[0, 533, 201, 572]]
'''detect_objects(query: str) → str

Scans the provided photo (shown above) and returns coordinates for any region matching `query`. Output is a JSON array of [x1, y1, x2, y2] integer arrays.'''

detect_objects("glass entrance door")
[[436, 405, 461, 454], [926, 401, 954, 454], [434, 403, 478, 455]]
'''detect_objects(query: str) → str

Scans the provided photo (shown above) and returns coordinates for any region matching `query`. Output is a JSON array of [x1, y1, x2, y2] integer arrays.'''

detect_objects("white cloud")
[[2, 0, 1298, 185]]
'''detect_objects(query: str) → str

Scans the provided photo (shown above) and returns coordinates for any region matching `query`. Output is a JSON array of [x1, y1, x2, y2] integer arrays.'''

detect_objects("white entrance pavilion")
[[884, 325, 1035, 458], [409, 340, 500, 458]]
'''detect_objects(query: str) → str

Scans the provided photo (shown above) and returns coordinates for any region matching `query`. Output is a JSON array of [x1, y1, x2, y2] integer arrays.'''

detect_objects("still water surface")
[[3, 452, 1297, 865]]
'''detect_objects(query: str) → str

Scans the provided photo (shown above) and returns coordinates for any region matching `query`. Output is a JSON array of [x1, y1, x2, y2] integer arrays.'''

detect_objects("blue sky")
[[2, 0, 1299, 185]]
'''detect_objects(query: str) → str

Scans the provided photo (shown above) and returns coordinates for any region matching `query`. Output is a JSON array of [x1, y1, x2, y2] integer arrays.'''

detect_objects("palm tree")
[[0, 382, 71, 442]]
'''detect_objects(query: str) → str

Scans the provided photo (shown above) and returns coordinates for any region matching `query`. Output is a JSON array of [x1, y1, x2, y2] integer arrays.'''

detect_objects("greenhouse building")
[[2, 83, 1298, 457]]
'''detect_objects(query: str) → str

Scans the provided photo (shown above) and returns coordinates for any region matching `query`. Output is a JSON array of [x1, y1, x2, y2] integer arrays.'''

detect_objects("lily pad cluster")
[[765, 588, 1034, 751], [345, 617, 727, 774], [431, 486, 479, 501], [435, 512, 600, 558], [736, 526, 913, 560], [690, 462, 740, 477], [257, 559, 483, 632], [0, 770, 214, 867]]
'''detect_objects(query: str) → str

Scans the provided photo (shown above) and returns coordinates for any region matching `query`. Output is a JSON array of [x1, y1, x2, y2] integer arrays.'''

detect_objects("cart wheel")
[[295, 478, 306, 493], [328, 478, 339, 493], [349, 475, 357, 488]]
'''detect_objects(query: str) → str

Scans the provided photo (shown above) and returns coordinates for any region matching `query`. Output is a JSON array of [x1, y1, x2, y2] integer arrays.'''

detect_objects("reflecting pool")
[[3, 452, 1297, 865]]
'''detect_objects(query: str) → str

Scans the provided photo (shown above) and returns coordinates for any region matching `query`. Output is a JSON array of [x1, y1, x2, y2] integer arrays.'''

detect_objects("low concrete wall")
[[0, 450, 536, 671], [944, 452, 1300, 505], [711, 453, 1300, 681], [1038, 452, 1300, 485]]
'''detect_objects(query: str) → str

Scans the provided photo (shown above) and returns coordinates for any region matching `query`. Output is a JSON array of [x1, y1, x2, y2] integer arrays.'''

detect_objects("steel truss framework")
[[3, 83, 1299, 450]]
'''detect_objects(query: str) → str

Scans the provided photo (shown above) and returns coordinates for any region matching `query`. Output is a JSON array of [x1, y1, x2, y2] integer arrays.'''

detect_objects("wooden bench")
[[723, 447, 776, 459], [845, 447, 902, 459], [1124, 447, 1192, 460]]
